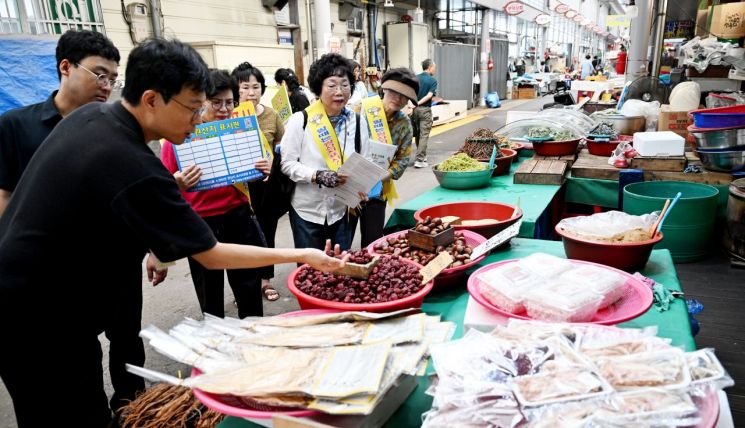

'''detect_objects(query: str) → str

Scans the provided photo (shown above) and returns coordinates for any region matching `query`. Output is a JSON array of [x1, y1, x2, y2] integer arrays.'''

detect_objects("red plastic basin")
[[532, 138, 581, 156], [586, 135, 633, 157], [555, 225, 664, 271], [477, 148, 517, 176], [367, 230, 488, 289], [414, 202, 522, 239], [287, 258, 434, 313]]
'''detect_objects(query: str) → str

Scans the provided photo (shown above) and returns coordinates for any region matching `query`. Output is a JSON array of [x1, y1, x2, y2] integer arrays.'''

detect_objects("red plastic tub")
[[287, 258, 434, 312], [532, 138, 581, 156], [555, 225, 664, 271], [477, 148, 517, 176], [367, 230, 488, 289], [414, 202, 522, 239], [586, 135, 633, 157]]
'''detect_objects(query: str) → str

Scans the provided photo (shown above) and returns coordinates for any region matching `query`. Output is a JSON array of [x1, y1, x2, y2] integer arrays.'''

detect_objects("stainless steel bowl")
[[593, 114, 646, 135], [689, 127, 745, 150], [696, 148, 745, 172]]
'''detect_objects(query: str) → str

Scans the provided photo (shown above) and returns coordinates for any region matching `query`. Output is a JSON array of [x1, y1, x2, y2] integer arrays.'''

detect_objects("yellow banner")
[[606, 15, 630, 27], [305, 100, 345, 171], [272, 84, 293, 124]]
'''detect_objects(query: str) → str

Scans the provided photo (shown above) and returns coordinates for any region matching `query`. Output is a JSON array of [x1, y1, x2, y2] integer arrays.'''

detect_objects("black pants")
[[249, 179, 279, 280], [1, 291, 112, 428], [188, 205, 264, 318], [104, 277, 145, 414], [348, 198, 387, 249]]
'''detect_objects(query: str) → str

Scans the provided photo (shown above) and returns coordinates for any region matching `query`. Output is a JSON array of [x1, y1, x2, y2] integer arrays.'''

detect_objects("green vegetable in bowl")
[[528, 127, 555, 138], [553, 130, 576, 141], [437, 153, 487, 172]]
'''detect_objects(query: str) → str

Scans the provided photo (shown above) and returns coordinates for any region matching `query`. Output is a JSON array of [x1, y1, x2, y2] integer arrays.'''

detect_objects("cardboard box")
[[658, 104, 693, 138], [517, 86, 536, 99], [709, 2, 745, 39], [696, 9, 709, 37]]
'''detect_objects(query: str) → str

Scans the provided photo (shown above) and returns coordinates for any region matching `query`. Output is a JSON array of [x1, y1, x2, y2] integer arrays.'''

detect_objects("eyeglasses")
[[76, 63, 120, 89], [324, 82, 351, 94], [209, 98, 237, 110], [170, 97, 206, 121]]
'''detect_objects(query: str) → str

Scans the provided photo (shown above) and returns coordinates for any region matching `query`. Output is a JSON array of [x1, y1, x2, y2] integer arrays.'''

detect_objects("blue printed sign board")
[[174, 115, 265, 191]]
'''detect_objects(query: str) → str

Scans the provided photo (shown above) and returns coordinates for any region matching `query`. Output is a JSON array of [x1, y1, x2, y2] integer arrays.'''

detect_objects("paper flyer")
[[173, 115, 266, 192], [272, 84, 293, 124]]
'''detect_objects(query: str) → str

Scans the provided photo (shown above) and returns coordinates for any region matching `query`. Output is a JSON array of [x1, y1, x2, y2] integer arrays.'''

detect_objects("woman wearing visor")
[[350, 68, 419, 248]]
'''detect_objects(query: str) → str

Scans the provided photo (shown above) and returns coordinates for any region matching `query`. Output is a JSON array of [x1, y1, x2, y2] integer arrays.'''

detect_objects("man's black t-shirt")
[[0, 91, 63, 191], [0, 101, 216, 332]]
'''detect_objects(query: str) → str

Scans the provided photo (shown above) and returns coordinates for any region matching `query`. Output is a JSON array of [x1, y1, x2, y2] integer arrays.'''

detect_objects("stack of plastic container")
[[688, 105, 745, 173]]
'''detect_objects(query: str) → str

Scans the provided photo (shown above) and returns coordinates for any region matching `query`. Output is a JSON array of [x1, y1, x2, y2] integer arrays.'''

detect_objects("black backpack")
[[264, 111, 360, 217]]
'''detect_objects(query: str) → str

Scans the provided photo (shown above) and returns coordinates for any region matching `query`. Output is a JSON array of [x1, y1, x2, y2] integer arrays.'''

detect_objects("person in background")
[[280, 53, 365, 251], [231, 62, 285, 301], [0, 39, 345, 428], [616, 44, 627, 75], [542, 61, 550, 73], [580, 54, 594, 79], [0, 30, 161, 418], [275, 68, 311, 113], [413, 58, 437, 168], [350, 68, 418, 247], [346, 61, 368, 113], [161, 69, 272, 317]]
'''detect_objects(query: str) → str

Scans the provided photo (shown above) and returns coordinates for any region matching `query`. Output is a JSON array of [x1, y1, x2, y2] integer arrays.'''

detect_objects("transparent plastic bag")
[[620, 99, 661, 131], [556, 210, 658, 243], [705, 92, 745, 108]]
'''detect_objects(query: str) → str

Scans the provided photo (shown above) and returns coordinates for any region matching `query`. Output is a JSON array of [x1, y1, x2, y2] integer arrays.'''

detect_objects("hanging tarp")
[[0, 35, 59, 115]]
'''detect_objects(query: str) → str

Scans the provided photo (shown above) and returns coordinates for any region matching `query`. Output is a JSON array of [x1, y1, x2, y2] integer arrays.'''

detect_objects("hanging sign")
[[504, 1, 525, 15], [606, 14, 631, 27], [564, 10, 577, 19], [555, 3, 569, 13], [535, 14, 551, 25]]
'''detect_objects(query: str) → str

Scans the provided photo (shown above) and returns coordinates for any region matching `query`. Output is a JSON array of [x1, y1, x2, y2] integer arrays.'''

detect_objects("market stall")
[[216, 238, 702, 428]]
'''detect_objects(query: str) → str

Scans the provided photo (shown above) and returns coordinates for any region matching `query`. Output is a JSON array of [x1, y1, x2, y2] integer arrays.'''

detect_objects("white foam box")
[[633, 131, 685, 157], [463, 295, 510, 333]]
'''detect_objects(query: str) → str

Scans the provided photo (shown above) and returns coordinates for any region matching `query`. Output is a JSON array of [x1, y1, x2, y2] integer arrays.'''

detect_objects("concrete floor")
[[0, 96, 551, 427]]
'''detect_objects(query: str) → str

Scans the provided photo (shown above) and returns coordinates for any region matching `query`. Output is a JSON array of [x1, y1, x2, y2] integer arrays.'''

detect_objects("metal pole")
[[314, 0, 332, 57], [650, 0, 668, 78], [367, 4, 376, 67], [149, 0, 162, 38], [626, 0, 653, 82], [479, 8, 489, 107]]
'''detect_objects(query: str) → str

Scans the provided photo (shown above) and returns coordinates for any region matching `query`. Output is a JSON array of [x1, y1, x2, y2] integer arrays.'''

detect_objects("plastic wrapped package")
[[594, 349, 691, 391], [557, 210, 658, 244], [517, 253, 573, 278], [511, 365, 612, 407], [620, 99, 661, 131], [595, 389, 701, 427], [686, 348, 734, 391], [492, 319, 580, 347], [477, 264, 542, 313], [580, 336, 672, 360], [559, 265, 628, 308], [523, 282, 603, 322]]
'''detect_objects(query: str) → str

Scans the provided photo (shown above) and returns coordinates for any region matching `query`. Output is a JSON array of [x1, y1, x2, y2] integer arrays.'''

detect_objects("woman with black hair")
[[275, 67, 311, 113], [161, 69, 272, 317], [231, 62, 284, 301], [350, 67, 418, 247], [280, 53, 366, 251]]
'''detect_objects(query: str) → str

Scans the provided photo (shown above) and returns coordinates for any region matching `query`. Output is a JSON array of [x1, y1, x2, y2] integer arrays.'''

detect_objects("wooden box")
[[335, 255, 380, 279], [513, 159, 568, 185], [517, 87, 537, 99], [407, 226, 455, 252]]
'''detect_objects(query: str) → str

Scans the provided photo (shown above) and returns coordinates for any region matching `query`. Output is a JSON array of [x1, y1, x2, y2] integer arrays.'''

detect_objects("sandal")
[[261, 281, 280, 301]]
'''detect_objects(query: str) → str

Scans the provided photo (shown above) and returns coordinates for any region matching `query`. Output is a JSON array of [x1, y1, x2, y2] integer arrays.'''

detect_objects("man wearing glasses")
[[0, 29, 120, 215]]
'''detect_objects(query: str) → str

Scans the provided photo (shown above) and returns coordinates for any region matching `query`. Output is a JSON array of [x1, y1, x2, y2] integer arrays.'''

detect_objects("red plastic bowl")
[[287, 258, 434, 313], [467, 259, 654, 325], [532, 138, 581, 156], [555, 225, 664, 271], [586, 135, 633, 157], [414, 202, 522, 239], [367, 230, 488, 289], [477, 148, 517, 176]]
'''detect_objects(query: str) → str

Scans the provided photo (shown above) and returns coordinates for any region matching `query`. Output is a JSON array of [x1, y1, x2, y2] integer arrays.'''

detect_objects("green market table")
[[218, 238, 693, 428], [384, 158, 562, 239]]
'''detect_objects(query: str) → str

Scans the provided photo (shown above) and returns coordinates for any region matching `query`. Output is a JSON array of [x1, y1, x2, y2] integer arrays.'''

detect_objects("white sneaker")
[[414, 161, 428, 168]]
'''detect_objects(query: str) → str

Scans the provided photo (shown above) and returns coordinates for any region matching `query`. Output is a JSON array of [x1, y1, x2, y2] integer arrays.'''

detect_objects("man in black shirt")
[[0, 38, 344, 428], [0, 30, 120, 215]]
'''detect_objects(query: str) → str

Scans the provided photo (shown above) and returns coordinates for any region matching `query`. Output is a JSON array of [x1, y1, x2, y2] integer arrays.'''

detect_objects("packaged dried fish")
[[523, 282, 603, 323], [512, 365, 611, 407], [517, 252, 573, 278], [477, 264, 541, 313], [594, 349, 691, 391], [559, 265, 628, 308]]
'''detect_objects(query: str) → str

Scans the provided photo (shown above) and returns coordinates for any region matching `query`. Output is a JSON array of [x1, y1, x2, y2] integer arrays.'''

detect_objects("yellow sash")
[[230, 102, 274, 204], [362, 96, 398, 205], [305, 100, 345, 171]]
